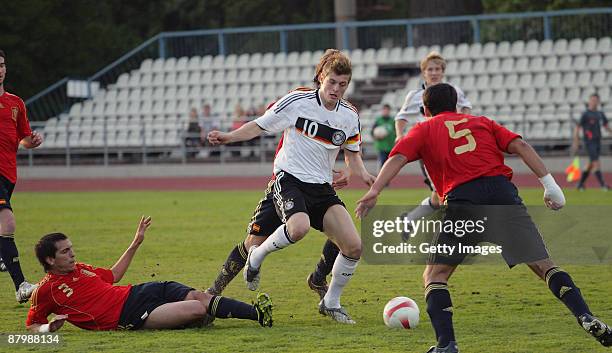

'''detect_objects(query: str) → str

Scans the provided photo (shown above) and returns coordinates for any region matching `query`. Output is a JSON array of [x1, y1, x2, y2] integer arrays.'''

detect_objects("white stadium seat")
[[525, 39, 539, 57], [496, 41, 511, 57], [362, 48, 376, 64], [236, 53, 250, 69], [468, 43, 482, 58], [598, 37, 611, 53], [455, 43, 470, 59], [572, 55, 587, 70], [45, 35, 612, 150], [539, 40, 553, 56], [511, 40, 525, 57], [442, 44, 456, 59], [552, 39, 568, 55], [164, 57, 177, 72], [567, 38, 583, 55], [273, 52, 287, 67]]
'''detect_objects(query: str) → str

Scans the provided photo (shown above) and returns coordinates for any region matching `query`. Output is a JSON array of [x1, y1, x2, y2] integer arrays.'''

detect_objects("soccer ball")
[[383, 296, 420, 329], [373, 126, 389, 139]]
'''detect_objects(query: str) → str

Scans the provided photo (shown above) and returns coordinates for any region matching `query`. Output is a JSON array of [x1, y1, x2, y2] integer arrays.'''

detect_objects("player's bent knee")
[[186, 290, 209, 300], [423, 266, 452, 284], [287, 220, 310, 241], [528, 258, 555, 280], [192, 302, 207, 319], [0, 210, 16, 235], [245, 234, 266, 247], [340, 240, 362, 259]]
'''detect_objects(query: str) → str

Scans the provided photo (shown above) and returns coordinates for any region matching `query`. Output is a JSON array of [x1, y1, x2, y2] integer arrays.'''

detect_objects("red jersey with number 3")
[[390, 112, 520, 199], [0, 92, 32, 183], [26, 263, 131, 330]]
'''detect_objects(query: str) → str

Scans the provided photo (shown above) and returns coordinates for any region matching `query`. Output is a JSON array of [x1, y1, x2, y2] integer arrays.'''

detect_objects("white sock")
[[323, 253, 359, 308], [403, 197, 437, 221], [249, 224, 294, 269]]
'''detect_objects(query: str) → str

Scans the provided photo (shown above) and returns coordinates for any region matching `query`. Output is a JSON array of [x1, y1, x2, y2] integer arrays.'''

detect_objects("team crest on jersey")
[[11, 107, 18, 121], [284, 200, 294, 211], [331, 131, 346, 146], [81, 269, 96, 277]]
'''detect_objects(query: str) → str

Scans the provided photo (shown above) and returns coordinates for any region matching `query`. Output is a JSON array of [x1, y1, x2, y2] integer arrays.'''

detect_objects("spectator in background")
[[573, 93, 611, 190], [246, 106, 258, 120], [184, 108, 201, 157], [231, 103, 248, 130], [256, 103, 266, 117], [200, 104, 221, 141], [371, 104, 396, 170]]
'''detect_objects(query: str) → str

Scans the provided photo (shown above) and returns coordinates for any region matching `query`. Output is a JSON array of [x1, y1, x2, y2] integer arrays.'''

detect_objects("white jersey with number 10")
[[255, 88, 361, 185]]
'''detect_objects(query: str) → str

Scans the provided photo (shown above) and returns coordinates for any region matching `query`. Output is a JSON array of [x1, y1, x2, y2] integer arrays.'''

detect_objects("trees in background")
[[0, 0, 608, 100]]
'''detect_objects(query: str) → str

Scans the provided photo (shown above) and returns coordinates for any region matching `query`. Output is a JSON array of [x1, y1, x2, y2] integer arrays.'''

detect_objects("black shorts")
[[428, 176, 549, 267], [585, 141, 601, 162], [0, 175, 15, 211], [246, 171, 344, 236], [118, 281, 194, 330]]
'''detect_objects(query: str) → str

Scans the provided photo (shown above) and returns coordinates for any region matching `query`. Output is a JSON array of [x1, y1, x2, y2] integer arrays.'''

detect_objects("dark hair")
[[383, 104, 391, 109], [0, 50, 5, 59], [423, 83, 457, 116], [35, 233, 68, 272], [590, 93, 600, 99]]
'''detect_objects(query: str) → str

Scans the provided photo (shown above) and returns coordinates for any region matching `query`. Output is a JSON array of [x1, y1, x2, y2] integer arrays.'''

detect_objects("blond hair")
[[313, 49, 352, 87], [420, 51, 446, 72]]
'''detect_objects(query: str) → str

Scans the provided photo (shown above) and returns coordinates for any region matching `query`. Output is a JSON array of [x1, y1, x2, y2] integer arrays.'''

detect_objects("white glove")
[[539, 174, 565, 210]]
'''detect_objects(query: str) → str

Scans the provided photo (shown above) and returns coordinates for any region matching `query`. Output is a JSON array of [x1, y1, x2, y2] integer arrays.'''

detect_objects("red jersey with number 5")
[[26, 263, 131, 330], [390, 112, 520, 199]]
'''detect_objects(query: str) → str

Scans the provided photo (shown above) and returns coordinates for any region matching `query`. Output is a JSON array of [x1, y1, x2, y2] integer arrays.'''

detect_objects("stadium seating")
[[41, 37, 611, 149]]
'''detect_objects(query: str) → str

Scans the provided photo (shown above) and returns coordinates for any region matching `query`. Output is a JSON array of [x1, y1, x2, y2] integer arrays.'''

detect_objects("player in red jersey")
[[0, 49, 44, 303], [357, 83, 611, 352], [26, 216, 273, 332]]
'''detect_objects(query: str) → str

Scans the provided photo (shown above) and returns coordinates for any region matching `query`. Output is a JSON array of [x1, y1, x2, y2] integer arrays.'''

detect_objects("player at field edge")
[[357, 83, 612, 352], [395, 52, 472, 235], [25, 216, 273, 332], [208, 49, 376, 324], [572, 93, 611, 190], [0, 49, 44, 303]]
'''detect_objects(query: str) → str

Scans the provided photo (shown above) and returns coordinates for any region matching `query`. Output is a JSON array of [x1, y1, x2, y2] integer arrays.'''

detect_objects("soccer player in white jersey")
[[208, 49, 376, 324], [395, 52, 472, 228]]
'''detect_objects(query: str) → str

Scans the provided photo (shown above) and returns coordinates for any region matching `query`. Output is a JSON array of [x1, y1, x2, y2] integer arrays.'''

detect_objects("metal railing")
[[25, 7, 612, 122], [20, 107, 600, 168]]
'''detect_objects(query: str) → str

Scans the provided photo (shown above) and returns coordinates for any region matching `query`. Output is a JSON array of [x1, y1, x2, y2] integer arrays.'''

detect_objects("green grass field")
[[1, 188, 611, 353]]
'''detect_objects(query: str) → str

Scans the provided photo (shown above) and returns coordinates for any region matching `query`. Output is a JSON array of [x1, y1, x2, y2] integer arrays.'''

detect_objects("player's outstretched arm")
[[207, 121, 264, 145], [345, 150, 376, 186], [20, 131, 44, 149], [356, 154, 407, 218], [111, 216, 152, 283], [507, 138, 565, 210]]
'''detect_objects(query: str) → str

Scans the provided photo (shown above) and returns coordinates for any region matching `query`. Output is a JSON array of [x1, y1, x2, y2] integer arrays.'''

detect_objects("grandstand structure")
[[22, 8, 612, 165]]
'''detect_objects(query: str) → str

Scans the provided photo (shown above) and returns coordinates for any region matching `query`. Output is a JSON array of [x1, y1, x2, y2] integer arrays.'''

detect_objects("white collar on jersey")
[[316, 89, 340, 112]]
